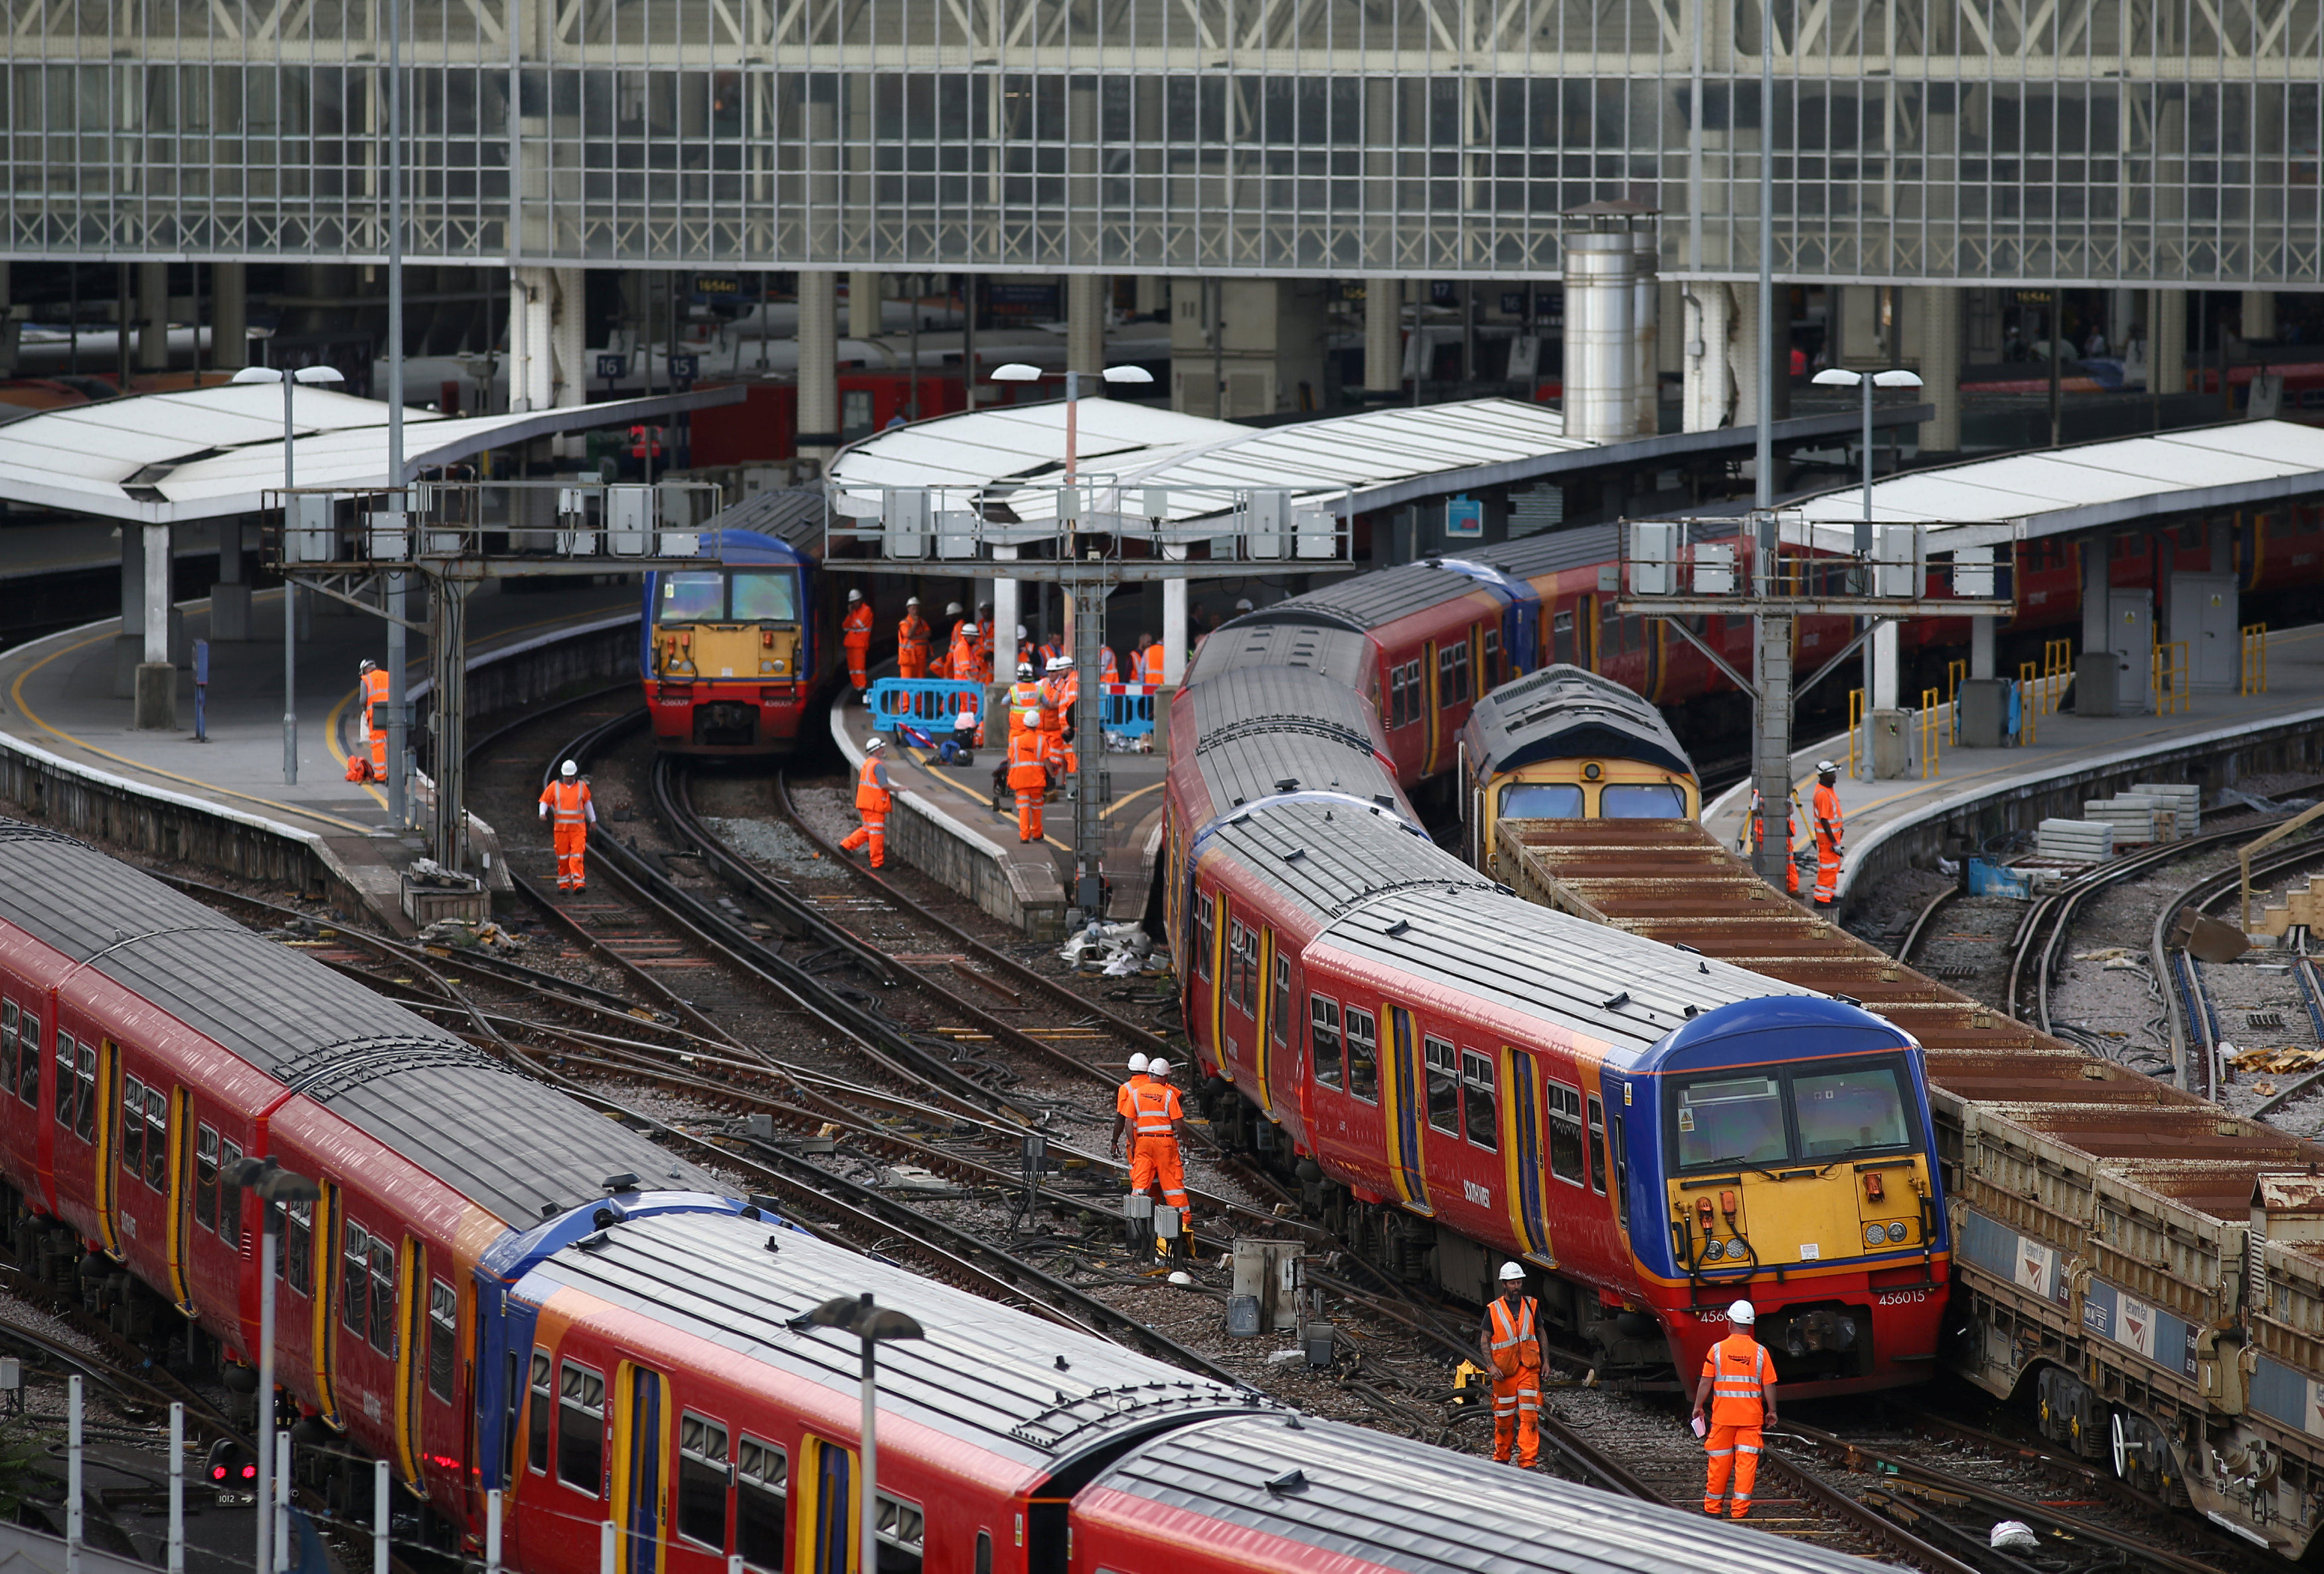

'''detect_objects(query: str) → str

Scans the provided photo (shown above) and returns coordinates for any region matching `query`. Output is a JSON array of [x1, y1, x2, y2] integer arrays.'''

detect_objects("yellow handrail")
[[2017, 661, 2039, 746], [2151, 639, 2189, 716], [2042, 637, 2072, 715], [1847, 687, 1863, 778], [1918, 688, 1941, 779], [2242, 623, 2269, 696]]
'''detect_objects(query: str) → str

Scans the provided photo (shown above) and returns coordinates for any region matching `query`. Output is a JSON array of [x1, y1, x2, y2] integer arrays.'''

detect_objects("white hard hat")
[[1017, 662, 1035, 679], [906, 595, 921, 605], [1016, 623, 1028, 639], [359, 658, 377, 672], [560, 760, 578, 778], [1235, 598, 1254, 612], [961, 622, 979, 636], [1047, 656, 1071, 672], [1021, 710, 1042, 728], [1148, 1057, 1171, 1077], [1499, 1261, 1525, 1282], [946, 601, 963, 617], [1816, 759, 1837, 774], [865, 735, 885, 751], [1727, 1300, 1756, 1325], [847, 588, 862, 602], [1127, 1052, 1150, 1073]]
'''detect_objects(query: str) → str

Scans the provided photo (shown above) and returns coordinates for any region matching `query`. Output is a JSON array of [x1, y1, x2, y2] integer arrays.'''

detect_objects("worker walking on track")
[[1108, 1052, 1151, 1155], [1125, 1056, 1191, 1221], [1745, 785, 1801, 896], [896, 597, 931, 680], [841, 590, 874, 701], [1811, 760, 1845, 907], [1007, 712, 1052, 842], [1695, 1300, 1779, 1520], [538, 761, 597, 892], [1480, 1263, 1545, 1468], [349, 658, 391, 782], [841, 736, 892, 868]]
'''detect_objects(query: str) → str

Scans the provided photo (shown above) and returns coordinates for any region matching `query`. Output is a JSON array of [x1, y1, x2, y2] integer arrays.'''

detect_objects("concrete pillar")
[[1683, 284, 1734, 432], [1066, 274, 1107, 380], [212, 522, 251, 641], [212, 262, 248, 370], [1870, 619, 1900, 710], [1365, 277, 1402, 396], [849, 271, 880, 341], [993, 552, 1020, 678], [1908, 286, 1963, 455], [1971, 615, 1996, 680], [2108, 289, 2135, 354], [1731, 282, 1780, 491], [1633, 230, 1660, 437], [797, 271, 839, 468], [552, 268, 586, 410], [138, 262, 170, 372], [1162, 546, 1189, 683], [2081, 533, 2110, 655], [509, 266, 558, 412], [114, 526, 145, 697], [2242, 290, 2275, 343], [133, 524, 176, 729], [1134, 277, 1167, 319], [2153, 289, 2187, 397]]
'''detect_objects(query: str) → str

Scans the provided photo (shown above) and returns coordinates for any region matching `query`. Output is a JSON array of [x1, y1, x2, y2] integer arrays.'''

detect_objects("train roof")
[[1087, 1411, 1892, 1574], [0, 821, 712, 1223], [1225, 562, 1494, 637], [1181, 669, 1406, 823], [696, 487, 825, 554], [1315, 884, 1819, 1070], [1460, 663, 1696, 778], [1197, 799, 1490, 923], [1183, 624, 1374, 690], [523, 1210, 1267, 1472], [1469, 524, 1620, 580]]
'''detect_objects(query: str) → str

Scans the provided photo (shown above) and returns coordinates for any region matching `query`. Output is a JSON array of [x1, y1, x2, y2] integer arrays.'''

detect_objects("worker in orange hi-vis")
[[1810, 759, 1845, 907], [1480, 1263, 1546, 1468], [1039, 655, 1076, 736], [1107, 1053, 1152, 1158], [1746, 785, 1801, 896], [1126, 1056, 1192, 1221], [1006, 713, 1052, 842], [349, 659, 391, 781], [1695, 1300, 1778, 1520], [948, 621, 984, 685], [537, 760, 598, 892], [974, 601, 995, 671], [929, 600, 965, 678], [896, 597, 931, 680], [1098, 643, 1121, 685], [1004, 663, 1044, 741], [1135, 632, 1165, 686], [841, 590, 874, 702], [839, 736, 893, 868]]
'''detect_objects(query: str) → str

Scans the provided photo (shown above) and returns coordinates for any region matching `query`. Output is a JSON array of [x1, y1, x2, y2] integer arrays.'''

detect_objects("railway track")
[[2149, 836, 2324, 1107]]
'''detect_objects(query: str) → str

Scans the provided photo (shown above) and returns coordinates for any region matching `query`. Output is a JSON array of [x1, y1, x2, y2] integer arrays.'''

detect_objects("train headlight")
[[1886, 1222, 1909, 1243], [1864, 1224, 1887, 1246], [1723, 1239, 1748, 1261]]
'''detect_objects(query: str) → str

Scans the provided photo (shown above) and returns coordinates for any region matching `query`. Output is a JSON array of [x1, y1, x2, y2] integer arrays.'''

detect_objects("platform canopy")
[[1791, 419, 2324, 551], [0, 382, 742, 526]]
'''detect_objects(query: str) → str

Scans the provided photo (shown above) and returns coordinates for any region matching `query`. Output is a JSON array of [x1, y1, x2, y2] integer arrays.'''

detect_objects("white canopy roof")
[[1791, 420, 2324, 550], [0, 382, 738, 525]]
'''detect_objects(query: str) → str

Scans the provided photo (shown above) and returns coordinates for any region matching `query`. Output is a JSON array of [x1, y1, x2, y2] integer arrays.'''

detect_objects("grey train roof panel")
[[1187, 669, 1402, 819], [531, 1210, 1262, 1469], [1183, 624, 1374, 690], [703, 487, 826, 551], [1468, 524, 1622, 580], [1227, 562, 1483, 635], [1202, 800, 1492, 925], [1095, 1412, 1894, 1574], [1461, 663, 1696, 778], [0, 821, 712, 1223]]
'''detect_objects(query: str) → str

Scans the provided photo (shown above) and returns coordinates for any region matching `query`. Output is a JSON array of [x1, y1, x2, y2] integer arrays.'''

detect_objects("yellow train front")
[[1458, 663, 1701, 876], [643, 528, 827, 755]]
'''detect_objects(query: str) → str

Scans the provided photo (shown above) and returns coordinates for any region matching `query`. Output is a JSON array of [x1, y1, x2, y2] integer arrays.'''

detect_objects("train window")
[[285, 1202, 313, 1296], [1483, 627, 1503, 686], [1792, 1063, 1910, 1158], [195, 1127, 218, 1231], [121, 1074, 147, 1179], [975, 1532, 992, 1574], [1424, 1038, 1459, 1134], [1598, 599, 1621, 658], [143, 1088, 167, 1190], [658, 572, 725, 625], [1671, 1074, 1786, 1168], [1234, 924, 1260, 1014], [1463, 1052, 1497, 1151], [369, 1237, 398, 1355], [1226, 921, 1249, 1012], [1309, 996, 1343, 1088], [527, 1351, 552, 1474], [557, 1361, 606, 1494], [15, 1010, 38, 1107], [1, 1002, 13, 1091], [218, 1141, 242, 1248], [735, 1435, 788, 1570], [677, 1413, 731, 1549], [1608, 1114, 1630, 1229], [1546, 1084, 1585, 1184], [74, 1042, 95, 1141], [342, 1221, 372, 1340], [1601, 784, 1687, 819], [730, 570, 799, 623], [1586, 1095, 1608, 1195], [876, 1492, 926, 1573], [427, 1281, 457, 1401], [1194, 896, 1214, 982], [1499, 783, 1583, 819], [52, 1032, 74, 1131], [1345, 1009, 1378, 1103], [1551, 608, 1576, 666], [1438, 641, 1471, 706], [1387, 660, 1423, 728], [1270, 953, 1290, 1045]]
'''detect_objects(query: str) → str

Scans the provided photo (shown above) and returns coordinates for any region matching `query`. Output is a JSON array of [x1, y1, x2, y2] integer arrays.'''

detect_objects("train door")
[[110, 1061, 173, 1271], [1381, 1007, 1432, 1214], [1253, 929, 1284, 1117], [165, 1089, 193, 1310], [394, 1237, 435, 1486], [1197, 888, 1227, 1071], [797, 1436, 857, 1574], [1420, 641, 1443, 775], [1220, 911, 1259, 1077], [616, 1365, 669, 1574], [92, 1038, 122, 1255], [1498, 1048, 1556, 1265]]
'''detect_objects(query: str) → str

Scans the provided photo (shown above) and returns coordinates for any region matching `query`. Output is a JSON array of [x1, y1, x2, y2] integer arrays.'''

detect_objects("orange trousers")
[[840, 814, 886, 868], [898, 650, 928, 680], [1017, 789, 1044, 842], [1129, 1134, 1187, 1211], [1703, 1423, 1761, 1518], [1814, 835, 1840, 905], [1492, 1374, 1540, 1467], [369, 707, 388, 773], [553, 823, 588, 890], [844, 642, 870, 691]]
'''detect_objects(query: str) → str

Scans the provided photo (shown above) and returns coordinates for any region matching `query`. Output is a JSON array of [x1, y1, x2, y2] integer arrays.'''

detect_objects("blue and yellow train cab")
[[641, 526, 821, 755], [1458, 663, 1701, 876], [1609, 996, 1951, 1395]]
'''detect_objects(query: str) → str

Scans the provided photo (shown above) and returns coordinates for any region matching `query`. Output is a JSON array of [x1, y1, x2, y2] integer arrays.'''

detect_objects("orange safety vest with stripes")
[[1114, 1071, 1149, 1119], [1812, 782, 1843, 846], [1487, 1295, 1542, 1379], [1006, 727, 1049, 791], [855, 754, 892, 815], [1129, 1080, 1183, 1138], [361, 667, 391, 730], [1703, 1334, 1772, 1425], [542, 779, 592, 824], [842, 603, 874, 648], [1138, 645, 1165, 685], [897, 613, 930, 663], [1005, 681, 1045, 737]]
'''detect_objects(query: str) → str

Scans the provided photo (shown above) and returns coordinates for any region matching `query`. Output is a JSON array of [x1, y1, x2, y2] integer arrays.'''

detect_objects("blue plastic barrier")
[[867, 677, 985, 736], [1098, 685, 1157, 738]]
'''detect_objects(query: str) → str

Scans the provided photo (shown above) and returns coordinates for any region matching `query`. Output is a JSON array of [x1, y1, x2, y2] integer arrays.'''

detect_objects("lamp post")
[[1810, 366, 1924, 558], [987, 361, 1155, 487], [800, 1295, 924, 1574], [226, 1158, 321, 1574], [231, 364, 347, 785]]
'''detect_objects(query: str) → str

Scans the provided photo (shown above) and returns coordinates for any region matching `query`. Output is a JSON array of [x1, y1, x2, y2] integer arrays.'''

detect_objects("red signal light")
[[241, 1464, 258, 1480]]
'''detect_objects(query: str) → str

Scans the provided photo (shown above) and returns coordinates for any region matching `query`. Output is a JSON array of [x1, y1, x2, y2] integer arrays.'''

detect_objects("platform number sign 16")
[[596, 354, 627, 381]]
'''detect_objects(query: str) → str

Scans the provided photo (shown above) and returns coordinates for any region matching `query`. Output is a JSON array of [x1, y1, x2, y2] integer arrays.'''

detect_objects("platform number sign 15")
[[670, 354, 700, 386]]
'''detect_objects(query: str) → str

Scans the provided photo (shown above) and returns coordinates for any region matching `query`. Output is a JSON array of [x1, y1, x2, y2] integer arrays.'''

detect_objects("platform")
[[829, 688, 1169, 937], [0, 580, 639, 931], [1704, 624, 2324, 910]]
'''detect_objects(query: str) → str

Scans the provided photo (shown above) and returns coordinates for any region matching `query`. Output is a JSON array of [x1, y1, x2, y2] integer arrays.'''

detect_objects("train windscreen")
[[658, 572, 724, 624], [655, 569, 800, 624], [1499, 783, 1583, 818], [730, 570, 799, 622], [1669, 1058, 1915, 1170], [1601, 784, 1688, 818]]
